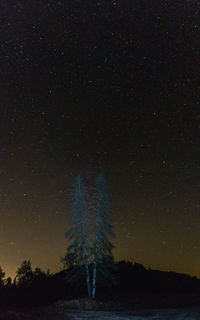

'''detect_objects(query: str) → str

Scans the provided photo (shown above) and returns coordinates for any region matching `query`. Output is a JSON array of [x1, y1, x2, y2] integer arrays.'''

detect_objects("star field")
[[0, 0, 199, 278]]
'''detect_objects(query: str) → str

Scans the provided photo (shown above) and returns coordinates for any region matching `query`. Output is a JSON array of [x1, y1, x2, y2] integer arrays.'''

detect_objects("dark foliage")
[[0, 260, 200, 308]]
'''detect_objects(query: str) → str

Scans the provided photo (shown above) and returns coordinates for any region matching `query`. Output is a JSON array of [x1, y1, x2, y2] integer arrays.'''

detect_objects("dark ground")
[[2, 306, 200, 320], [2, 296, 200, 320]]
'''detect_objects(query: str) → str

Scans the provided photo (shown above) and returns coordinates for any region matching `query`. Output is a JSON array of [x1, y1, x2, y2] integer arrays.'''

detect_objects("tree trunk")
[[92, 192, 101, 298], [81, 216, 91, 297], [92, 224, 98, 298], [78, 176, 91, 297], [83, 239, 91, 297], [92, 259, 97, 298]]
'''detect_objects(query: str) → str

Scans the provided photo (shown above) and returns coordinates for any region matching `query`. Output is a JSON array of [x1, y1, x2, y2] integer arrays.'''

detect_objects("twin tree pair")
[[63, 172, 114, 298]]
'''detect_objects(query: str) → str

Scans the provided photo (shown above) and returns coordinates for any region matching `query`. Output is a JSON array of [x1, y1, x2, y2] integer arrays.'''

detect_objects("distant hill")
[[51, 261, 200, 298]]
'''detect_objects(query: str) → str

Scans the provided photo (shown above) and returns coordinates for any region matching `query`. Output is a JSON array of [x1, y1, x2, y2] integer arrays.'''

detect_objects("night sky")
[[0, 0, 199, 279]]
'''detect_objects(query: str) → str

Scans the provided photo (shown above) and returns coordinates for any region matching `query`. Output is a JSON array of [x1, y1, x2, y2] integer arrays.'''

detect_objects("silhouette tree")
[[62, 252, 77, 269], [5, 277, 12, 288], [92, 172, 114, 298], [13, 277, 17, 287], [16, 260, 33, 287], [46, 269, 51, 277], [63, 175, 91, 297], [31, 267, 49, 290], [0, 266, 5, 287], [33, 267, 45, 278]]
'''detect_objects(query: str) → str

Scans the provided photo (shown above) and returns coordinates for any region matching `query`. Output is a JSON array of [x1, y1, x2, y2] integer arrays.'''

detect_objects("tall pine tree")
[[64, 175, 91, 297], [92, 172, 114, 298]]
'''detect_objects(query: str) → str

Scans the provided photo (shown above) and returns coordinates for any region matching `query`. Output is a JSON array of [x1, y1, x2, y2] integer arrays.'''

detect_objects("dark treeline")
[[0, 260, 200, 308]]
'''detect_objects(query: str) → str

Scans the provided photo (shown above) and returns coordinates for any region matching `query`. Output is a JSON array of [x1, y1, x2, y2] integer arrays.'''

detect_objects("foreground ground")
[[45, 307, 200, 319], [2, 296, 200, 319], [2, 308, 200, 319], [2, 306, 200, 319]]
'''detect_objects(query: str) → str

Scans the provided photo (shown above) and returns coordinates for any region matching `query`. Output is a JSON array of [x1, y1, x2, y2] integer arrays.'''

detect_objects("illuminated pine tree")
[[92, 172, 114, 298], [64, 175, 91, 297]]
